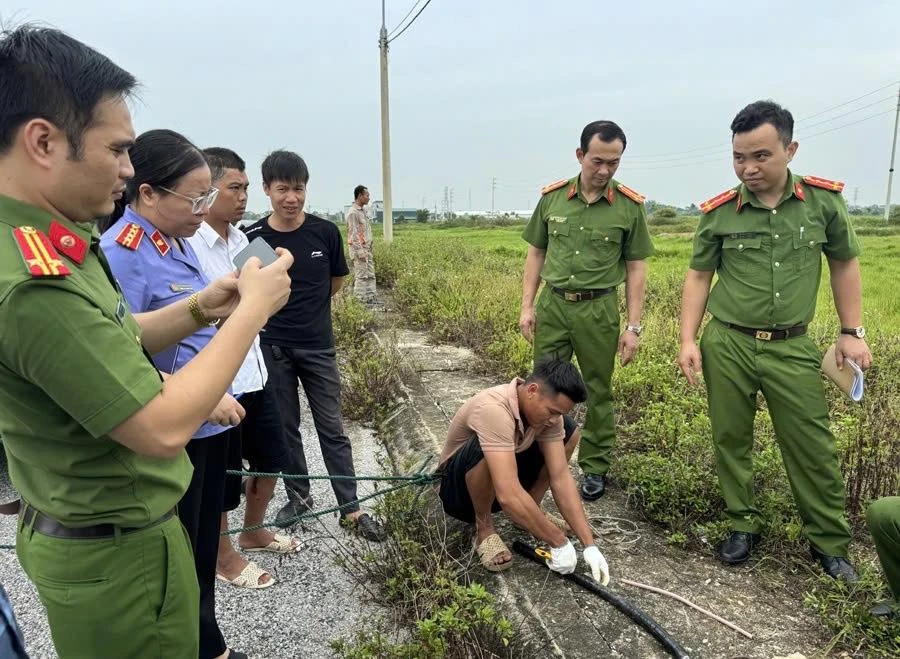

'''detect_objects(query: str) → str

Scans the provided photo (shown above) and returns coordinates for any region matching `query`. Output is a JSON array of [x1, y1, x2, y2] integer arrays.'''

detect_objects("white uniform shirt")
[[187, 221, 268, 396]]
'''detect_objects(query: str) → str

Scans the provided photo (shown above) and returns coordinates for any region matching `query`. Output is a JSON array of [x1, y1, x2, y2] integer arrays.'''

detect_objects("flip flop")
[[241, 533, 302, 554], [475, 533, 513, 572], [216, 561, 275, 590]]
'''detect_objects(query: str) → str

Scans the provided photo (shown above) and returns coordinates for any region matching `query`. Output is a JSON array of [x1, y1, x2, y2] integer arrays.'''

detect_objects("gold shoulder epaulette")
[[699, 189, 738, 214], [12, 226, 71, 278], [802, 176, 845, 193], [114, 222, 144, 251], [616, 183, 645, 204], [541, 179, 569, 196]]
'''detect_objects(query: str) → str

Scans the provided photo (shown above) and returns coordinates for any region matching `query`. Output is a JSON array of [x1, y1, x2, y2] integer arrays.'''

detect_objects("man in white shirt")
[[188, 148, 299, 590]]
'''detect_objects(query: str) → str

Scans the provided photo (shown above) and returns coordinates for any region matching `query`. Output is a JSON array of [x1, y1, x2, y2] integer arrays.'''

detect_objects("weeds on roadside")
[[332, 294, 408, 422], [329, 488, 516, 658], [803, 563, 900, 658]]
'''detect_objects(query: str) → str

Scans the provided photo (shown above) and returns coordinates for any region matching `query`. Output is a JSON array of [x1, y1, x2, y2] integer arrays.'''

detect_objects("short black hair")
[[354, 185, 368, 200], [580, 120, 627, 153], [0, 24, 137, 157], [105, 129, 205, 227], [261, 149, 309, 186], [731, 100, 794, 146], [203, 147, 245, 183], [526, 357, 587, 404]]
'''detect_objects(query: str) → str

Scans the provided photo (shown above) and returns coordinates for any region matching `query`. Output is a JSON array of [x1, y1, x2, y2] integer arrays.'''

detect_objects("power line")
[[627, 80, 900, 162], [387, 0, 424, 37], [626, 108, 896, 171], [798, 108, 896, 140], [799, 96, 896, 131], [795, 80, 900, 122], [387, 0, 433, 44], [626, 96, 897, 167]]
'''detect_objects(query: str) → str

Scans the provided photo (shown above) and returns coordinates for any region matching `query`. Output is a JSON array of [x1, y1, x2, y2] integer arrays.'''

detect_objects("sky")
[[7, 1, 900, 213]]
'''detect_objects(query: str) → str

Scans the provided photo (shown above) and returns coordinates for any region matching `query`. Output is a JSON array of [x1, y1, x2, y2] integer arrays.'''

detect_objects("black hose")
[[512, 540, 690, 659]]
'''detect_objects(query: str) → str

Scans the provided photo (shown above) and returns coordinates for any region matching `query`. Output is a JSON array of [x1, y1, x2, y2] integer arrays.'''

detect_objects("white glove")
[[546, 540, 577, 574], [583, 545, 610, 585]]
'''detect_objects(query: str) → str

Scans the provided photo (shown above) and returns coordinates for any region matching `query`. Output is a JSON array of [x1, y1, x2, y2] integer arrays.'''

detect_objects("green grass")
[[369, 219, 900, 657]]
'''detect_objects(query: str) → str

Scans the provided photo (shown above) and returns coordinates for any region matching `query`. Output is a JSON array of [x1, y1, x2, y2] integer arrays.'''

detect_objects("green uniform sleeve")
[[822, 193, 860, 261], [522, 197, 549, 249], [1, 283, 163, 438], [689, 214, 720, 271], [623, 202, 655, 260]]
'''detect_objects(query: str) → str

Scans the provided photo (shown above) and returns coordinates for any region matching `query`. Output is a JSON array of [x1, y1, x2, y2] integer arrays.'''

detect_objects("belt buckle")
[[564, 291, 579, 302], [755, 330, 773, 341]]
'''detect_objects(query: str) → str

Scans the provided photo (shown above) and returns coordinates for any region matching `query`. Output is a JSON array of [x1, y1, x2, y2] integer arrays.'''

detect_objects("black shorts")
[[438, 415, 578, 523], [223, 381, 291, 512]]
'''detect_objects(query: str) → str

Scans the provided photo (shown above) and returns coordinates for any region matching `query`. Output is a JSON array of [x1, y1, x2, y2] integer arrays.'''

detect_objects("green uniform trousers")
[[534, 287, 619, 476], [17, 513, 199, 659], [699, 318, 851, 556], [867, 497, 900, 600]]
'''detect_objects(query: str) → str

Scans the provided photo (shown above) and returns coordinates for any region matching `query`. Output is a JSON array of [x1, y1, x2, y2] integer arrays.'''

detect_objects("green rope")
[[0, 466, 440, 547], [226, 470, 437, 482], [221, 476, 434, 535]]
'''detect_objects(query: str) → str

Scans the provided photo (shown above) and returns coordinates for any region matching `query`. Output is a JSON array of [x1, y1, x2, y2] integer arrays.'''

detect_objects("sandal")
[[475, 533, 513, 572], [242, 533, 302, 554], [216, 561, 275, 589]]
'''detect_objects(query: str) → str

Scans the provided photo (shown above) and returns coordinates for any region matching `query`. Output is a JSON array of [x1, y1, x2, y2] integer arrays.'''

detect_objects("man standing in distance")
[[678, 100, 871, 580], [0, 25, 291, 658], [346, 184, 377, 305], [244, 151, 385, 541], [520, 121, 654, 501]]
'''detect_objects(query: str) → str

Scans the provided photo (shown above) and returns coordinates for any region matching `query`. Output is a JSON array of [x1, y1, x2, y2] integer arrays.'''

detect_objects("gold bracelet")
[[187, 293, 217, 327]]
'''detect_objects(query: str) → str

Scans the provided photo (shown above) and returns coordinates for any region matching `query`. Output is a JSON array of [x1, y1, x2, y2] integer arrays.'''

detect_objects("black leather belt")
[[723, 322, 808, 341], [550, 286, 615, 302], [20, 505, 176, 540]]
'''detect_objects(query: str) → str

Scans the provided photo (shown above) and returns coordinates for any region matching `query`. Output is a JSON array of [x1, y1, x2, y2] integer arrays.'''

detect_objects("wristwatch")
[[840, 326, 865, 339], [625, 324, 643, 337]]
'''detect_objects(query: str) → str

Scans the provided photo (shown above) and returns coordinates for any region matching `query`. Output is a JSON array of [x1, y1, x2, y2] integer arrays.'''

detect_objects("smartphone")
[[233, 236, 278, 270]]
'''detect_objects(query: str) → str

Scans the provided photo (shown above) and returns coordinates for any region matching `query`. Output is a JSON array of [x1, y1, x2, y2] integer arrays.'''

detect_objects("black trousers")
[[261, 345, 359, 513], [181, 432, 229, 659]]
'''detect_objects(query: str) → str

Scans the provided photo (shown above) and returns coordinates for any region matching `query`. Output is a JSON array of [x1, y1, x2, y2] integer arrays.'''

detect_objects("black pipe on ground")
[[511, 540, 690, 659]]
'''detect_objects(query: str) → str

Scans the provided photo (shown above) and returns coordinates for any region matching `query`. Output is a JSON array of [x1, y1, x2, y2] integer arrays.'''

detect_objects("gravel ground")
[[0, 386, 385, 659]]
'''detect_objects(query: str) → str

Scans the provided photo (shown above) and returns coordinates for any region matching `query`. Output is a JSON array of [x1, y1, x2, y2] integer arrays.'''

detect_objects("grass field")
[[364, 217, 900, 657]]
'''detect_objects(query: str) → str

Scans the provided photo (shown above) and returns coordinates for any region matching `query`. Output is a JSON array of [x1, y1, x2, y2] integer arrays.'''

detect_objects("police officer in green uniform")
[[867, 497, 900, 617], [520, 121, 655, 501], [0, 26, 291, 658], [678, 100, 872, 581]]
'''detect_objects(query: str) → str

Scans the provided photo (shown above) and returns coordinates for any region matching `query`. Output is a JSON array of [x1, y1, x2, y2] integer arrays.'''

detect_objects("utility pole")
[[852, 186, 859, 206], [379, 0, 394, 242], [491, 177, 497, 216], [884, 85, 900, 222]]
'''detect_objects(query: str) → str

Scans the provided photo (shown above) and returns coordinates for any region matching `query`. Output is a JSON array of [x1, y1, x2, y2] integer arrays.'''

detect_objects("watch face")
[[856, 327, 865, 339]]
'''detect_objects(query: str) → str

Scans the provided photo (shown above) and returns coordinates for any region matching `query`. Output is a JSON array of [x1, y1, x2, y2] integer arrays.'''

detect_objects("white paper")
[[847, 359, 865, 402]]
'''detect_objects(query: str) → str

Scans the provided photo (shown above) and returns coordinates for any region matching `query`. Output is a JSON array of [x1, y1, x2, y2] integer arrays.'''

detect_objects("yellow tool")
[[535, 547, 551, 560]]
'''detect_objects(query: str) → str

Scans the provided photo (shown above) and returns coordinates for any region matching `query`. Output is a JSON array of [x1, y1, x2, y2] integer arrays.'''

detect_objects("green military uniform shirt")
[[0, 194, 192, 527], [690, 171, 859, 329], [522, 175, 655, 289]]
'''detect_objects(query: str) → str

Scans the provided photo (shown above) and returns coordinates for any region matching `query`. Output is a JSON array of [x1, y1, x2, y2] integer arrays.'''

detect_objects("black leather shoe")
[[341, 513, 387, 542], [274, 495, 314, 528], [580, 474, 607, 501], [716, 531, 761, 564], [811, 547, 859, 583], [869, 600, 898, 618]]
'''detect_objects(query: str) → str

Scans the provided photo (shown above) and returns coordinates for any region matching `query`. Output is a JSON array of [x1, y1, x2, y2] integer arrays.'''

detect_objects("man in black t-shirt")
[[244, 150, 385, 541]]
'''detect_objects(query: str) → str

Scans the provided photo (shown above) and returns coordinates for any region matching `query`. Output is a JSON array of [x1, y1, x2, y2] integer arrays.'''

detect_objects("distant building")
[[344, 200, 417, 222]]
